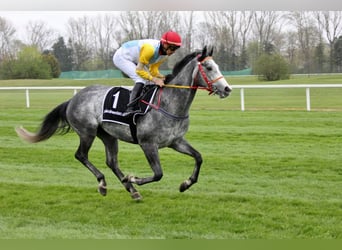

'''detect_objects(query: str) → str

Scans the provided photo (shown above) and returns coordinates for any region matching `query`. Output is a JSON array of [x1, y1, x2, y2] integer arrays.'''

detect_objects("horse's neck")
[[163, 62, 197, 116], [173, 61, 197, 87]]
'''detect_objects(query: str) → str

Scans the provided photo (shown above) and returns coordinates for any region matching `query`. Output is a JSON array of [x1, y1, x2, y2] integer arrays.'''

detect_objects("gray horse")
[[16, 46, 232, 200]]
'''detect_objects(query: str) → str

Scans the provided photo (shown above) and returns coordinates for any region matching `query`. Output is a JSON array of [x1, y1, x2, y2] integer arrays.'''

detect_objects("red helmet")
[[161, 30, 182, 47]]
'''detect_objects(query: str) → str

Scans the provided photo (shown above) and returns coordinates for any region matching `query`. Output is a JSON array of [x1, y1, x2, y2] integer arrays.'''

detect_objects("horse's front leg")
[[123, 143, 163, 186], [169, 138, 203, 192]]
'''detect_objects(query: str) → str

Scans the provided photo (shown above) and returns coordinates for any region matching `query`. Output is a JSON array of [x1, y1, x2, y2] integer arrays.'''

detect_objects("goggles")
[[167, 45, 180, 51]]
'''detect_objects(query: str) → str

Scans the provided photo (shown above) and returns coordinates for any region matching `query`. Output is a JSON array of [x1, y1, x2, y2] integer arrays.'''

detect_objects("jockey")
[[113, 30, 182, 115]]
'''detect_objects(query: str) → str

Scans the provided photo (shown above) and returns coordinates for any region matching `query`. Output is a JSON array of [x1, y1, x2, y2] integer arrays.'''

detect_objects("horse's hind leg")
[[97, 129, 142, 200], [169, 138, 203, 192], [75, 135, 107, 196]]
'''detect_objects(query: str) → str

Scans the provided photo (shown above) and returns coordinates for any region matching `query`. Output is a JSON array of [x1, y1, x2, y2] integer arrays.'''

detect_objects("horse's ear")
[[197, 46, 207, 61], [209, 46, 214, 56], [202, 46, 207, 56]]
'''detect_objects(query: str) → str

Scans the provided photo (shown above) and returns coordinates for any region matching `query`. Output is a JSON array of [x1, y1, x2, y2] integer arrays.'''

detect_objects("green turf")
[[0, 77, 341, 239]]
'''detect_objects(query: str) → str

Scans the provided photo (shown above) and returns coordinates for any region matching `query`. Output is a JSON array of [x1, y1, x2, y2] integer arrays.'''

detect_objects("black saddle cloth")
[[102, 85, 157, 122], [102, 85, 158, 142]]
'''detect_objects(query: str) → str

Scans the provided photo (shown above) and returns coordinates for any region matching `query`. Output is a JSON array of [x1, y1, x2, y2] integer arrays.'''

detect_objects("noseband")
[[196, 56, 224, 95]]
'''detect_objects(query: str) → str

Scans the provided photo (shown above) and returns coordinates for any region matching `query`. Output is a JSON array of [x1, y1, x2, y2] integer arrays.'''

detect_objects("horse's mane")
[[165, 51, 201, 83]]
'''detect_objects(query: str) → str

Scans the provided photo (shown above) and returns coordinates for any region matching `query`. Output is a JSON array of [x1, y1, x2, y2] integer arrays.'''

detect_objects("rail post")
[[25, 89, 30, 108], [240, 88, 245, 111], [306, 87, 311, 111]]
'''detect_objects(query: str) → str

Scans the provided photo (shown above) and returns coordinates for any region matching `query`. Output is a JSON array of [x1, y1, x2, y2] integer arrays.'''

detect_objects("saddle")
[[102, 85, 158, 143]]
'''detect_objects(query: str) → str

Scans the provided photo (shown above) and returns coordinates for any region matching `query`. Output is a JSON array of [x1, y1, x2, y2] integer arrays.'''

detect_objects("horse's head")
[[194, 46, 232, 98]]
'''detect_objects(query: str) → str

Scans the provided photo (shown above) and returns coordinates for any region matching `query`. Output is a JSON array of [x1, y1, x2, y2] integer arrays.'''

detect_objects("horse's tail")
[[16, 100, 71, 143]]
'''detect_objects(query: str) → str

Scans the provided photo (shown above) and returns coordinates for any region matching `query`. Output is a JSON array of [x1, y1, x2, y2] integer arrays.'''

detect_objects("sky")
[[0, 1, 341, 41], [0, 11, 116, 40], [0, 0, 340, 11]]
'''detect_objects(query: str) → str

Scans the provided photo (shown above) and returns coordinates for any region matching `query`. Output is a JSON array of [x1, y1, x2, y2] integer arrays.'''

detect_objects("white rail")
[[0, 86, 83, 108], [232, 84, 342, 111], [1, 84, 342, 110]]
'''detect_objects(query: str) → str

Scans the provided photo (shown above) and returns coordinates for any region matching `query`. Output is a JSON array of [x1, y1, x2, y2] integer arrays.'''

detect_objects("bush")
[[0, 58, 15, 80], [0, 46, 53, 79], [253, 53, 290, 81]]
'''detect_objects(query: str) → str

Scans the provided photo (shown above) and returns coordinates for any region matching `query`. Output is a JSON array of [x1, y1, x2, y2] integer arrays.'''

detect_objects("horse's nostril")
[[225, 86, 232, 92]]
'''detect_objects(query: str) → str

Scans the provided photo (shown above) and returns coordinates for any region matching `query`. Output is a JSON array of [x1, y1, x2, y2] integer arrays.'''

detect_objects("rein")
[[163, 84, 208, 90], [140, 88, 189, 120]]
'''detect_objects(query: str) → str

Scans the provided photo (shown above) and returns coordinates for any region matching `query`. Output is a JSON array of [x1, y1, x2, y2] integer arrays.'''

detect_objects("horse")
[[16, 46, 232, 201]]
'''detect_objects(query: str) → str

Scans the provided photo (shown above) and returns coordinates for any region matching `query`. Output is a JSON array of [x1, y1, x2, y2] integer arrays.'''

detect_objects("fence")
[[1, 84, 342, 110], [0, 86, 83, 108], [233, 84, 342, 111]]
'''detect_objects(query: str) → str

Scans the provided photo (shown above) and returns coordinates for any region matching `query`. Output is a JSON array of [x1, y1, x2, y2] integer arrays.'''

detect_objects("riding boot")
[[123, 82, 144, 116]]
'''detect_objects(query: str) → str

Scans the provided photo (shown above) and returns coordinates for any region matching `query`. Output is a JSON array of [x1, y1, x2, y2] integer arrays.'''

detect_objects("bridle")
[[164, 56, 224, 95], [140, 55, 225, 120], [195, 56, 224, 95]]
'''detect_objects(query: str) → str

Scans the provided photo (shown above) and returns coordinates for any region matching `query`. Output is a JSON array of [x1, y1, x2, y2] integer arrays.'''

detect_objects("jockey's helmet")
[[161, 31, 182, 47]]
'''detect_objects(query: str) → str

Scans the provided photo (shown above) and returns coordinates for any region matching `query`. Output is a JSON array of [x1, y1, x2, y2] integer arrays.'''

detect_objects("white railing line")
[[232, 84, 342, 89], [1, 84, 342, 110], [0, 86, 84, 90], [233, 84, 342, 111], [0, 86, 84, 108]]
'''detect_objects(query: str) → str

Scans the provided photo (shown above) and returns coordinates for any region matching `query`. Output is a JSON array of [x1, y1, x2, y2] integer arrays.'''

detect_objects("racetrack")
[[0, 78, 341, 239]]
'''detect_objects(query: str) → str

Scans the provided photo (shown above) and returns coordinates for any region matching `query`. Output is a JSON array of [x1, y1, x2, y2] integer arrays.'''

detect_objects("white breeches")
[[113, 48, 147, 84]]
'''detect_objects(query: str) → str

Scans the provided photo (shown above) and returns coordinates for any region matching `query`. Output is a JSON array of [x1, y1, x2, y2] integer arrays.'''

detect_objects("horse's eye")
[[206, 66, 213, 71]]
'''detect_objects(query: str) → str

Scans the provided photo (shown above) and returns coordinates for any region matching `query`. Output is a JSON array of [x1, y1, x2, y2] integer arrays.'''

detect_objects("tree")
[[314, 42, 326, 73], [42, 51, 61, 78], [116, 11, 181, 44], [2, 11, 342, 75], [0, 16, 16, 60], [52, 36, 73, 71], [25, 20, 56, 52], [67, 16, 93, 70], [315, 11, 342, 72], [72, 42, 91, 70], [252, 11, 280, 56], [263, 41, 276, 54], [92, 14, 117, 69], [238, 11, 254, 69], [182, 11, 195, 53], [283, 30, 298, 73], [287, 11, 320, 73], [333, 36, 342, 72], [204, 12, 235, 70]]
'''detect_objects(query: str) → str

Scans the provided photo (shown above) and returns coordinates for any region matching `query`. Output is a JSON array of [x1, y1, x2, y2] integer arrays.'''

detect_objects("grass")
[[0, 77, 341, 239]]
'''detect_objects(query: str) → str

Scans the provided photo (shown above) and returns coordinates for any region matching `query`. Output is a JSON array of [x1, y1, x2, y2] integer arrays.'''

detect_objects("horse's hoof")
[[98, 185, 107, 196], [179, 179, 192, 192], [131, 192, 142, 201], [179, 183, 187, 192], [97, 179, 107, 196]]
